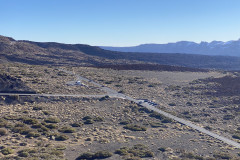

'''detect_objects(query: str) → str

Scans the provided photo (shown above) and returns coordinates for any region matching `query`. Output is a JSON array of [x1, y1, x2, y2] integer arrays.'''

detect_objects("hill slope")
[[1, 35, 240, 70]]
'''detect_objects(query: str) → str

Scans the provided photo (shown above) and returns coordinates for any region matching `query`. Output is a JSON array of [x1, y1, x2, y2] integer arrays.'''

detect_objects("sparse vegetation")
[[123, 124, 147, 131], [59, 126, 76, 133], [76, 151, 112, 160], [0, 128, 7, 136], [1, 147, 13, 155], [115, 144, 154, 158], [45, 117, 60, 123], [55, 134, 69, 141]]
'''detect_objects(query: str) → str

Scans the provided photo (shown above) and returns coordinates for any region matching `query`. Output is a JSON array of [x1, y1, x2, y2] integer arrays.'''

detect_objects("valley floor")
[[0, 63, 239, 159]]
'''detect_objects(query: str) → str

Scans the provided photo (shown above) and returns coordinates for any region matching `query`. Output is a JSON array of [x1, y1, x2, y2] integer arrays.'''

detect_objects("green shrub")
[[55, 134, 69, 141], [115, 147, 129, 155], [18, 150, 29, 157], [119, 120, 132, 125], [84, 119, 94, 124], [93, 116, 104, 122], [115, 144, 153, 158], [38, 125, 50, 132], [59, 127, 76, 133], [168, 103, 176, 106], [94, 151, 112, 159], [26, 131, 40, 138], [31, 123, 42, 128], [33, 106, 43, 110], [45, 117, 60, 123], [76, 151, 112, 160], [204, 126, 212, 130], [76, 152, 94, 160], [12, 125, 32, 135], [43, 111, 50, 115], [0, 128, 7, 136], [51, 150, 63, 156], [232, 134, 240, 140], [213, 152, 232, 159], [0, 118, 7, 127], [99, 96, 109, 101], [4, 115, 20, 120], [150, 122, 162, 128], [161, 118, 173, 123], [82, 116, 92, 120], [149, 112, 164, 120], [22, 117, 39, 125], [158, 147, 166, 152], [45, 124, 58, 129], [123, 124, 147, 131], [223, 114, 235, 120], [1, 147, 13, 155], [71, 122, 82, 127], [138, 107, 152, 113]]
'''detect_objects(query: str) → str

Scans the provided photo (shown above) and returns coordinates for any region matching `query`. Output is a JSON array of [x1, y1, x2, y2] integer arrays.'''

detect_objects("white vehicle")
[[75, 81, 82, 85]]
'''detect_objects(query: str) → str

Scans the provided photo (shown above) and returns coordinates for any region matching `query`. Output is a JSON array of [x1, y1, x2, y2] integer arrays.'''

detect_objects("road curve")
[[60, 69, 240, 149]]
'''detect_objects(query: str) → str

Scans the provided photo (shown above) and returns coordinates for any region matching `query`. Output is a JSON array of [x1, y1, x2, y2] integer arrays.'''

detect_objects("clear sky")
[[1, 0, 240, 46]]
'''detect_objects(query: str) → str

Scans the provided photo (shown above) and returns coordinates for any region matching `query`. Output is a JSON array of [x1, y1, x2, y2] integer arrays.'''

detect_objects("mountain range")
[[101, 39, 240, 57], [2, 35, 240, 70]]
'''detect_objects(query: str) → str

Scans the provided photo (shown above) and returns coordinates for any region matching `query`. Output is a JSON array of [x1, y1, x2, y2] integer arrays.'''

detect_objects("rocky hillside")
[[0, 73, 35, 93], [2, 35, 240, 70]]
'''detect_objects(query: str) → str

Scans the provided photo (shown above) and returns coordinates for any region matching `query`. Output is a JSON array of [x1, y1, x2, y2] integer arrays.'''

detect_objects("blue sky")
[[1, 0, 240, 46]]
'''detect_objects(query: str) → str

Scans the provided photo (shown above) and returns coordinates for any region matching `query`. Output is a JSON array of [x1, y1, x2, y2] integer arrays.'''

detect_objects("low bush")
[[76, 151, 112, 160], [76, 152, 94, 159], [45, 124, 58, 129], [55, 134, 69, 141], [84, 119, 94, 124], [94, 151, 112, 159], [93, 117, 104, 122], [0, 128, 7, 136], [115, 144, 154, 158], [33, 106, 43, 110], [0, 118, 7, 127], [232, 134, 240, 140], [45, 117, 60, 123], [1, 147, 13, 155], [22, 117, 39, 125], [59, 127, 76, 133], [150, 122, 162, 128], [161, 118, 173, 123], [149, 112, 164, 120], [120, 120, 132, 125], [71, 122, 82, 127], [158, 147, 166, 152], [213, 152, 232, 159], [123, 124, 147, 131], [168, 103, 176, 106], [18, 149, 33, 157], [26, 131, 40, 138], [223, 114, 235, 120], [12, 125, 32, 135]]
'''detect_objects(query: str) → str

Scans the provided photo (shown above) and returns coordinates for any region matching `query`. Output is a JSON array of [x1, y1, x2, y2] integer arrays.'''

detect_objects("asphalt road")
[[0, 93, 107, 98]]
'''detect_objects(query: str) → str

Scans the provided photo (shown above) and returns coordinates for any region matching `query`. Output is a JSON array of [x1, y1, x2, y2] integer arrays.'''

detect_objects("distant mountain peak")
[[101, 39, 240, 56]]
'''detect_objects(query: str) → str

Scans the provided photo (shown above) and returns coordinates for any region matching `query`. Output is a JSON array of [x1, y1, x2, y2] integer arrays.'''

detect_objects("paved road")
[[0, 93, 107, 98], [59, 69, 240, 149]]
